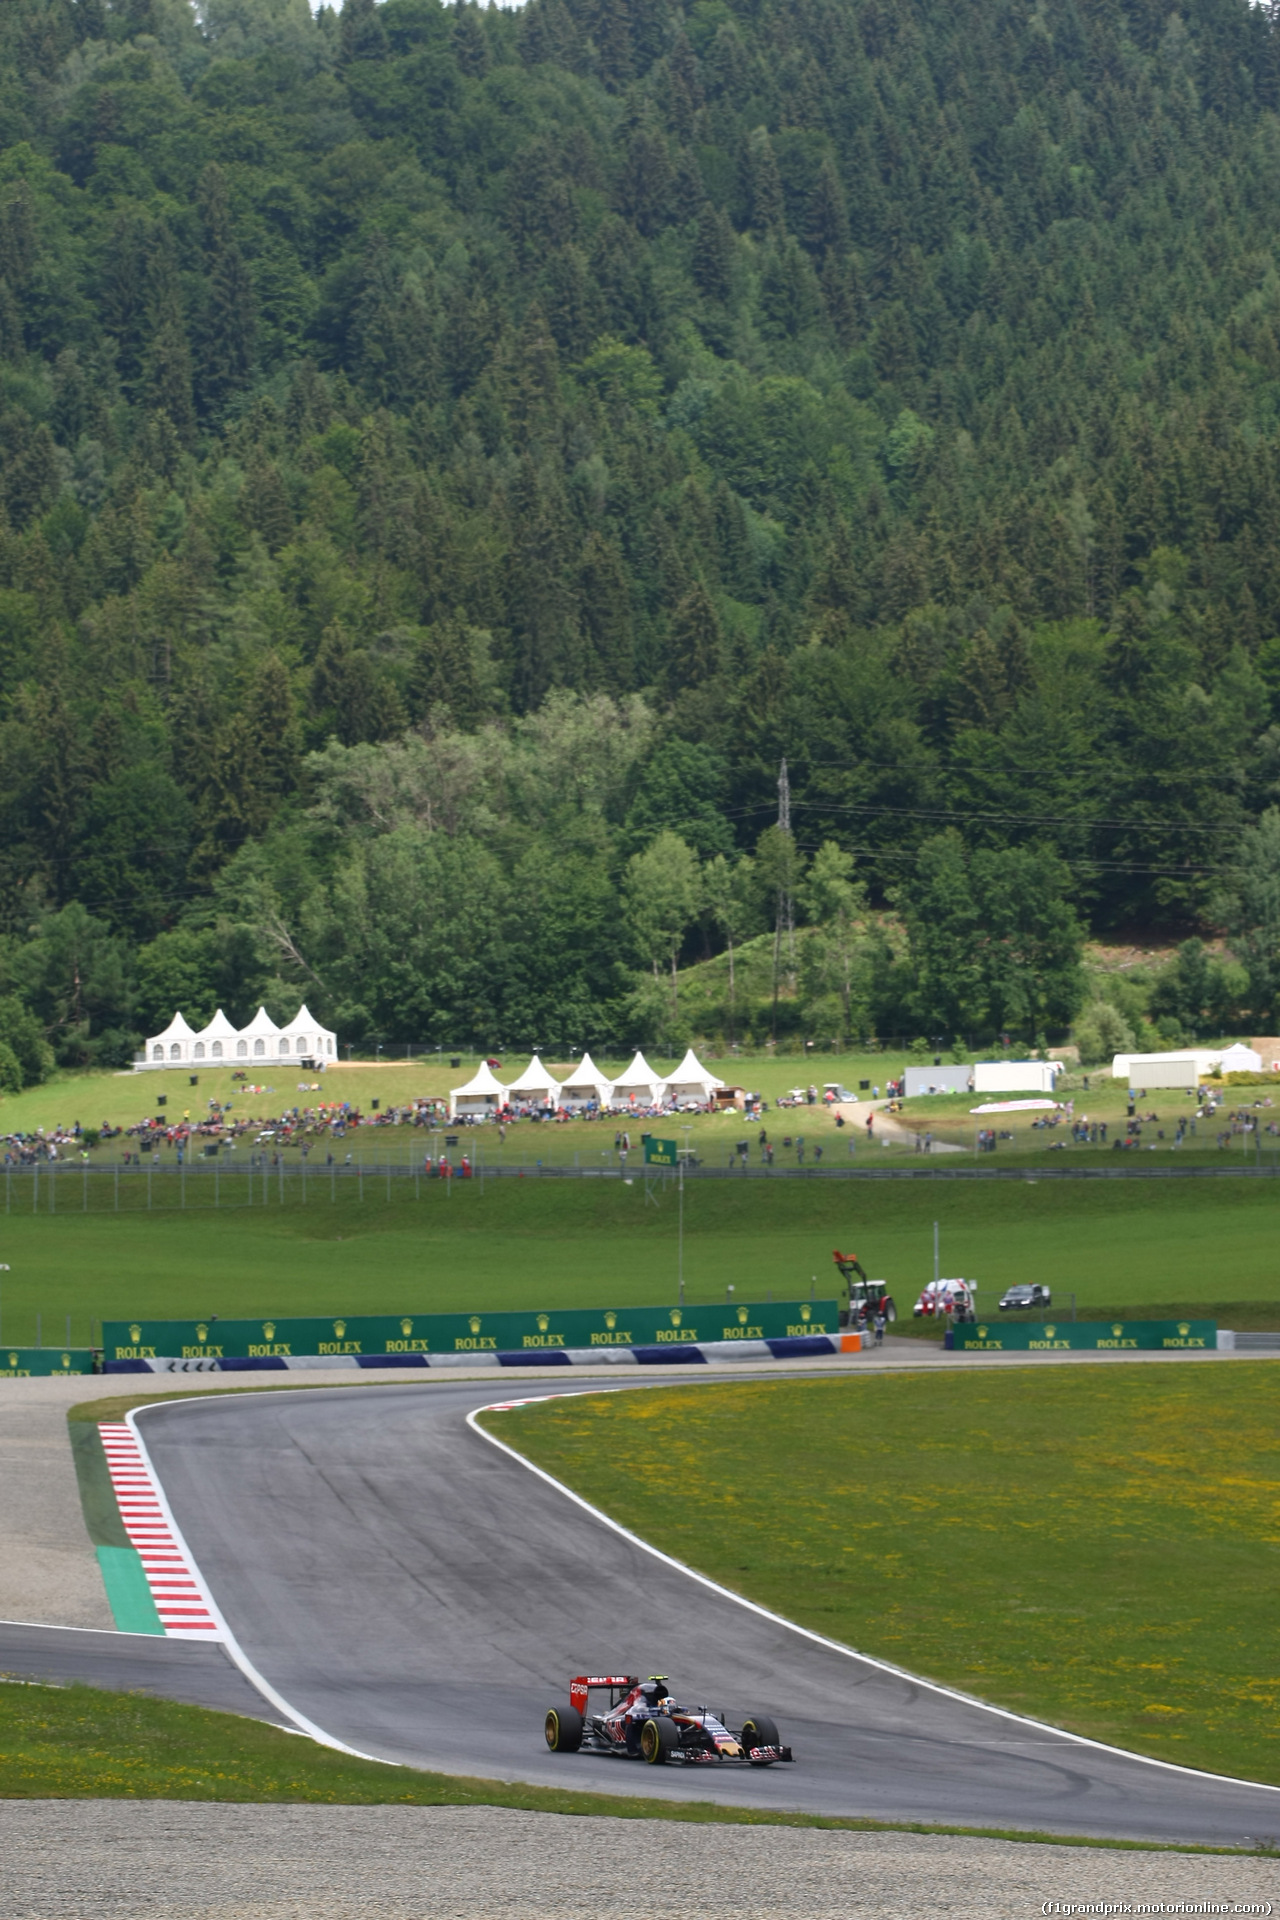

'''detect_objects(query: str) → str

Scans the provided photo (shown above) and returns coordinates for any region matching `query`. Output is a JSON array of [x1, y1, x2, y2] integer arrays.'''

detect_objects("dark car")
[[544, 1674, 792, 1767], [999, 1283, 1051, 1311]]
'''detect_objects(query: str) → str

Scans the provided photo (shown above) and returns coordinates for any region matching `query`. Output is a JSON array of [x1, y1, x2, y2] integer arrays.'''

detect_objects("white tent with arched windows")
[[278, 1003, 335, 1063], [191, 1008, 238, 1065], [146, 1010, 196, 1067], [239, 1006, 281, 1062], [137, 1004, 337, 1070]]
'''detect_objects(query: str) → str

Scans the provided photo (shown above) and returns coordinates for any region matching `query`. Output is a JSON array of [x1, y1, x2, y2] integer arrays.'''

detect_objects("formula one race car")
[[543, 1674, 793, 1767]]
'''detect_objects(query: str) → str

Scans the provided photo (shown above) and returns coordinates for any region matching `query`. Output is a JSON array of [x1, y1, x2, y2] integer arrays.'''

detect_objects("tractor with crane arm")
[[831, 1250, 897, 1327]]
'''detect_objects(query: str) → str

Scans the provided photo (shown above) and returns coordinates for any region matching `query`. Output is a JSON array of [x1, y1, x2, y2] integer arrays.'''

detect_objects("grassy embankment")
[[0, 1051, 886, 1138], [2, 1171, 1280, 1346], [3, 1055, 1277, 1180], [485, 1367, 1280, 1786], [0, 1681, 1241, 1848]]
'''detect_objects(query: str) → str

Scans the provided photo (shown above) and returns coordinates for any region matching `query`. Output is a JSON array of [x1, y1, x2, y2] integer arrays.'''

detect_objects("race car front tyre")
[[544, 1706, 584, 1753], [741, 1713, 781, 1762], [640, 1717, 679, 1764]]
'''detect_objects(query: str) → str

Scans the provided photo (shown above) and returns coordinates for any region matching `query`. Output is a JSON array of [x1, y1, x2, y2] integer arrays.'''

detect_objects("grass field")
[[5, 1051, 1278, 1179], [485, 1367, 1280, 1786], [0, 1681, 1225, 1847], [0, 1051, 890, 1139], [2, 1170, 1280, 1346]]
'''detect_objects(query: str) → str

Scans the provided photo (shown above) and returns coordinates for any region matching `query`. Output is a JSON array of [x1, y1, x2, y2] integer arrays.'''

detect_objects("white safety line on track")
[[468, 1391, 1280, 1801], [115, 1378, 1280, 1814], [122, 1405, 393, 1765]]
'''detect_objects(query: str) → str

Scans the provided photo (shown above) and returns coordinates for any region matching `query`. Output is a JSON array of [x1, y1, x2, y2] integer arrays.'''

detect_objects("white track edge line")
[[467, 1395, 1280, 1800], [125, 1405, 395, 1766]]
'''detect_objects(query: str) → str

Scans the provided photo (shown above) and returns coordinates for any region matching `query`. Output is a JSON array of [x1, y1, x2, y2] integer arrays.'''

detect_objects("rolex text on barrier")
[[953, 1318, 1217, 1352], [103, 1300, 841, 1364], [0, 1349, 95, 1377]]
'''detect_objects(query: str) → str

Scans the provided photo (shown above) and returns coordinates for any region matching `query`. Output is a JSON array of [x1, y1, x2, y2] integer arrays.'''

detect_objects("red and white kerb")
[[98, 1422, 221, 1637]]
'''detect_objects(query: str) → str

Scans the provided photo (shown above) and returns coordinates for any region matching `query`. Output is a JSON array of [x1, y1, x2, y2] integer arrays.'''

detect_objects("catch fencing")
[[6, 1155, 1280, 1221]]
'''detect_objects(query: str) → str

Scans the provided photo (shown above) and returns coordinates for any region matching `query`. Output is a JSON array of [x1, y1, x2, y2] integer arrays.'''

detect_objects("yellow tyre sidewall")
[[640, 1718, 662, 1763], [545, 1709, 561, 1750]]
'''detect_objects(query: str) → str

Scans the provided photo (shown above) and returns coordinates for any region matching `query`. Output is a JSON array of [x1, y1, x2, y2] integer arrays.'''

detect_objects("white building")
[[1111, 1045, 1262, 1085], [138, 1004, 337, 1070], [972, 1060, 1062, 1095]]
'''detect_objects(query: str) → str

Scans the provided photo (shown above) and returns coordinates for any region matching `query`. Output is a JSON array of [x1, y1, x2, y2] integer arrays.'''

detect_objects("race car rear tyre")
[[544, 1706, 584, 1753], [640, 1717, 679, 1764], [741, 1713, 780, 1762]]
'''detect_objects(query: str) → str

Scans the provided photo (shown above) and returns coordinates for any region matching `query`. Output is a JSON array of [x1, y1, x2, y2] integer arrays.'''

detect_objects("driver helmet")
[[642, 1675, 672, 1709]]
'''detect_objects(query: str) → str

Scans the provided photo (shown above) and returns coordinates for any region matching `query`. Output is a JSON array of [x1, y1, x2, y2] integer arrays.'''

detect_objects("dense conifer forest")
[[3, 0, 1280, 1078]]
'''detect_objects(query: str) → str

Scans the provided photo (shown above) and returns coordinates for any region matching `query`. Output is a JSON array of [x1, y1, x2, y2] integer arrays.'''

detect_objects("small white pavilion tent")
[[662, 1048, 725, 1106], [449, 1061, 508, 1119], [146, 1011, 196, 1067], [1217, 1042, 1263, 1074], [610, 1050, 665, 1107], [238, 1006, 281, 1061], [504, 1054, 562, 1108], [278, 1003, 337, 1063], [191, 1008, 238, 1064], [557, 1052, 613, 1110]]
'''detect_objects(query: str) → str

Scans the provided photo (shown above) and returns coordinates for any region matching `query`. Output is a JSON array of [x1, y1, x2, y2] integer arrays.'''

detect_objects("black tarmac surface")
[[127, 1378, 1280, 1845], [0, 1619, 285, 1722]]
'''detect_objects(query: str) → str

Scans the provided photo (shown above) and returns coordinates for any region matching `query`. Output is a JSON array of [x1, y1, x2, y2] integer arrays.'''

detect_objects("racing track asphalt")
[[132, 1377, 1280, 1847]]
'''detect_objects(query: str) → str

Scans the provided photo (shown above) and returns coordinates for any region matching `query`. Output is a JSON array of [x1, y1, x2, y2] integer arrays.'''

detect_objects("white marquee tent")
[[277, 1004, 332, 1062], [191, 1008, 237, 1063], [610, 1050, 665, 1107], [145, 1010, 197, 1066], [557, 1052, 614, 1110], [663, 1048, 725, 1105], [239, 1006, 281, 1060], [1217, 1042, 1264, 1073], [138, 1005, 337, 1070], [504, 1054, 562, 1107], [449, 1061, 508, 1119]]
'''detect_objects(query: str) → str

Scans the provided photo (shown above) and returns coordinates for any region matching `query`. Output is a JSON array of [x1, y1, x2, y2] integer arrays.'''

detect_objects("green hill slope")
[[2, 0, 1280, 1063]]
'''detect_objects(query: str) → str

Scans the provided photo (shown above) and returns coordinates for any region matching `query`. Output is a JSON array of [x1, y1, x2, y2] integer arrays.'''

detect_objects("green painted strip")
[[95, 1546, 164, 1635], [68, 1421, 129, 1549]]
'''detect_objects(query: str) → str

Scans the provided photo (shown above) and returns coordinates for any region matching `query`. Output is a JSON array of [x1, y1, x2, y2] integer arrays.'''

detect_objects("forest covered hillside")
[[3, 0, 1280, 1076]]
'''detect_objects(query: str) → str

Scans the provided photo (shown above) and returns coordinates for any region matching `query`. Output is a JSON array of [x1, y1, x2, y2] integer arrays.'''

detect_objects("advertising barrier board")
[[0, 1348, 95, 1376], [953, 1318, 1216, 1352], [103, 1299, 840, 1363]]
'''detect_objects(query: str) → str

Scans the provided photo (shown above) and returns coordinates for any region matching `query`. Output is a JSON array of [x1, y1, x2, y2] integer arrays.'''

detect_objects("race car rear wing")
[[570, 1674, 638, 1714]]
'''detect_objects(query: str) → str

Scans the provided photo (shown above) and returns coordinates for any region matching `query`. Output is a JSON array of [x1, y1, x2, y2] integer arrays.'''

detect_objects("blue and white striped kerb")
[[106, 1335, 851, 1374]]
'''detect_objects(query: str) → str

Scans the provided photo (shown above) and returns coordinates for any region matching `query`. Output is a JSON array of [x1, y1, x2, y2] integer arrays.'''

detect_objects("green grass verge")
[[483, 1367, 1280, 1787], [0, 1682, 1261, 1851], [7, 1168, 1280, 1348]]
